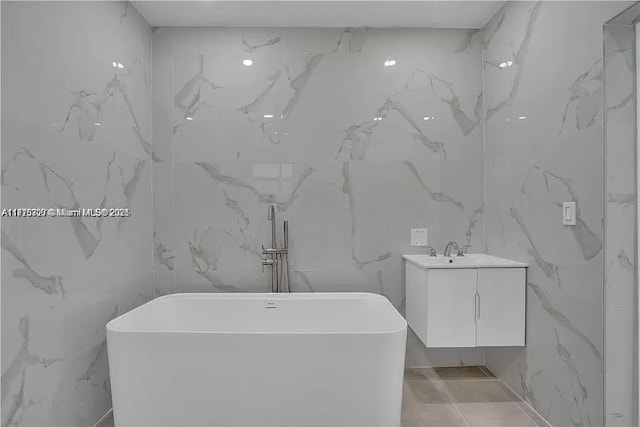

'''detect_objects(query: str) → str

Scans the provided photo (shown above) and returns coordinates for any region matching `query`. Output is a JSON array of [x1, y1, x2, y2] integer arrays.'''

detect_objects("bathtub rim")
[[106, 292, 407, 336]]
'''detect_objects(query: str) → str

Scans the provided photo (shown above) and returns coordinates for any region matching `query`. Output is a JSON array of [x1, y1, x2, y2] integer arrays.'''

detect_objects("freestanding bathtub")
[[106, 292, 407, 427]]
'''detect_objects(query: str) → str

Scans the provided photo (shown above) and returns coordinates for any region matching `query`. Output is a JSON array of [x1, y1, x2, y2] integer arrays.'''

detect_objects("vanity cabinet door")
[[476, 268, 526, 346], [425, 269, 477, 348]]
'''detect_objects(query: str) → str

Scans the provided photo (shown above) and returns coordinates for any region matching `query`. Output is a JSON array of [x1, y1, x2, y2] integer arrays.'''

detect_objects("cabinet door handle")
[[474, 292, 477, 323], [475, 292, 480, 322]]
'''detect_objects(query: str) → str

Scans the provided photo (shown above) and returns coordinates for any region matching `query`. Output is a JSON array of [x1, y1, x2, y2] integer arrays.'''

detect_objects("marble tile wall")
[[3, 2, 635, 426], [604, 3, 640, 425], [151, 27, 487, 366], [1, 2, 153, 426], [482, 2, 632, 426]]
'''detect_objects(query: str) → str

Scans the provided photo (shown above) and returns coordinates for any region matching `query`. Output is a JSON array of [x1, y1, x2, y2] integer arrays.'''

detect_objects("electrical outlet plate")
[[562, 201, 576, 226], [411, 228, 428, 247]]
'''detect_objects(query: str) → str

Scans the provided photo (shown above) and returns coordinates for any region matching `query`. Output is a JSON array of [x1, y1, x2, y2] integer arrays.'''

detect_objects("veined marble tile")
[[604, 26, 635, 124], [604, 13, 637, 427], [154, 26, 486, 367], [2, 2, 153, 425], [482, 2, 632, 426], [604, 305, 634, 426], [5, 3, 634, 426]]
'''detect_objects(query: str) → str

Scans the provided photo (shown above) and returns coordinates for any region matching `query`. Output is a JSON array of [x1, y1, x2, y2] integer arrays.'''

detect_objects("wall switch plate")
[[411, 228, 428, 247], [562, 201, 576, 226]]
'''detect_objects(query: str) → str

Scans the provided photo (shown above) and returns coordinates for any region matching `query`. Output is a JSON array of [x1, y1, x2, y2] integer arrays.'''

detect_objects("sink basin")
[[403, 253, 528, 269]]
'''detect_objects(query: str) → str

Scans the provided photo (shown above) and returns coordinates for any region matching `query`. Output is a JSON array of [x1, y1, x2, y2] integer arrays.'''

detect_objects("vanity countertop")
[[403, 253, 528, 269]]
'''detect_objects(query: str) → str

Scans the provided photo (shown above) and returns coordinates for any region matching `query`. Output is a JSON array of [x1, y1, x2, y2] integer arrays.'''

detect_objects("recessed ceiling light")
[[186, 116, 193, 121], [384, 59, 396, 67], [94, 122, 101, 126], [117, 63, 124, 69], [518, 116, 526, 120], [112, 61, 117, 68], [243, 59, 253, 67], [263, 114, 274, 119]]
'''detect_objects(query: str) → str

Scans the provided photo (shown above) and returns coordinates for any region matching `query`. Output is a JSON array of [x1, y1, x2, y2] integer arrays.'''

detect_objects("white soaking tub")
[[106, 292, 407, 427]]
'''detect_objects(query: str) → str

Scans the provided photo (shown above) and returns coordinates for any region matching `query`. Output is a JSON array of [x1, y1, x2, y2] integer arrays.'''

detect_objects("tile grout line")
[[406, 370, 500, 383], [488, 371, 546, 426], [435, 369, 540, 427], [517, 405, 545, 427], [407, 377, 499, 383], [93, 408, 113, 427], [437, 379, 471, 427], [497, 377, 551, 427]]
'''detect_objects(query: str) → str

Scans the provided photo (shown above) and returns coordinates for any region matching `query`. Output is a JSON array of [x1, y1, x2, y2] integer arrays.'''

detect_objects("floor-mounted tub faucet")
[[261, 204, 290, 292]]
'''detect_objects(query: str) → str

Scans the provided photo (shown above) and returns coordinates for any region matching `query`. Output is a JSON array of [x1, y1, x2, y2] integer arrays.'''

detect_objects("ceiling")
[[132, 1, 505, 29]]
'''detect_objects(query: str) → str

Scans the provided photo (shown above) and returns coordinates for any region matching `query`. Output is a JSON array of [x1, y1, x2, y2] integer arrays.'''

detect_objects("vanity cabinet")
[[404, 257, 526, 348]]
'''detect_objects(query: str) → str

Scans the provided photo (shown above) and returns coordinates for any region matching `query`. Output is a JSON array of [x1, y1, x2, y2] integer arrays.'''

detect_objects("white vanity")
[[403, 254, 527, 348]]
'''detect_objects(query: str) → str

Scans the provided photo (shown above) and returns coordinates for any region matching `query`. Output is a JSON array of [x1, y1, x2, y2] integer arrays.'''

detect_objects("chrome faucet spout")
[[443, 241, 459, 257]]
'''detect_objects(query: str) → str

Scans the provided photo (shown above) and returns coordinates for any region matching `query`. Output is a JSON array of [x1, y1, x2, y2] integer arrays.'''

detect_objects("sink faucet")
[[426, 245, 437, 257], [443, 241, 459, 257], [457, 244, 470, 257]]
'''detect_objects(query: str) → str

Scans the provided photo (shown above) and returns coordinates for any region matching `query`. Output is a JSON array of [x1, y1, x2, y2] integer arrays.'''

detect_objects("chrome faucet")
[[426, 245, 437, 257], [261, 204, 289, 292], [457, 244, 470, 256], [443, 241, 459, 257]]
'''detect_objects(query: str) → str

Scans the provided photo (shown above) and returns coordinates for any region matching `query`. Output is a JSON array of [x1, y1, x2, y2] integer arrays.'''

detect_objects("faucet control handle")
[[457, 245, 470, 256], [262, 247, 288, 254], [261, 258, 275, 273], [426, 246, 437, 257]]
